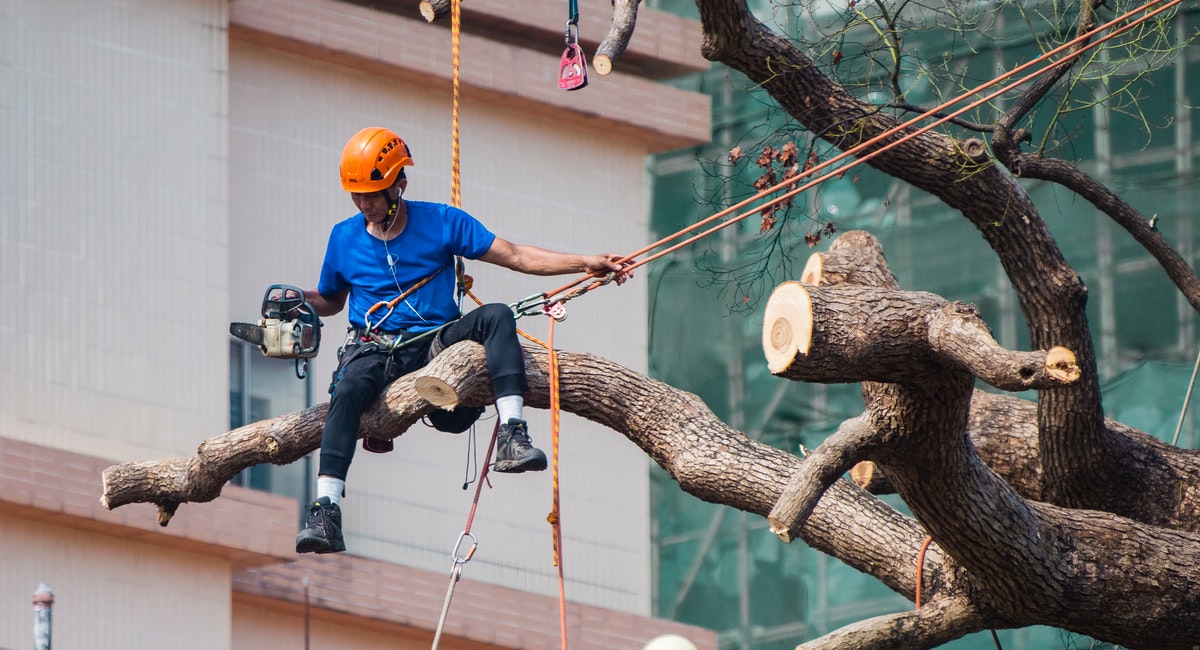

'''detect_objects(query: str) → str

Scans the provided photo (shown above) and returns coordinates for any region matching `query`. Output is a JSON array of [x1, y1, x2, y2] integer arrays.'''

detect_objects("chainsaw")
[[230, 284, 323, 379]]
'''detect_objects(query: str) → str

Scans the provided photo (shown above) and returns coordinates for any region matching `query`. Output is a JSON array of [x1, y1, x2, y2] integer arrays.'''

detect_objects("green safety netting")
[[646, 8, 1200, 643]]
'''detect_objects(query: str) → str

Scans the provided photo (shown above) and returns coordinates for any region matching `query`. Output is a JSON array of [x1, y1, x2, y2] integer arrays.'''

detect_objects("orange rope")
[[449, 0, 462, 209], [443, 2, 571, 648], [547, 317, 568, 649], [915, 535, 933, 608], [536, 0, 1180, 303]]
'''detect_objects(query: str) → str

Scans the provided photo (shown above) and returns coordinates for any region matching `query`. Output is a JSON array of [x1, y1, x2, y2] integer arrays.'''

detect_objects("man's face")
[[351, 191, 390, 223], [351, 179, 406, 223]]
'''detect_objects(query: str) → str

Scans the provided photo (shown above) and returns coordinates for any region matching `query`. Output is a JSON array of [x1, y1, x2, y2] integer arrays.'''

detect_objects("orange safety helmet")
[[339, 127, 413, 193]]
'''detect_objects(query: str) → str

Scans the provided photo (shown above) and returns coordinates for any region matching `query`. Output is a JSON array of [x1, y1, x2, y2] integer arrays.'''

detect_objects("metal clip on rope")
[[512, 293, 551, 319], [451, 531, 478, 568], [431, 531, 479, 649]]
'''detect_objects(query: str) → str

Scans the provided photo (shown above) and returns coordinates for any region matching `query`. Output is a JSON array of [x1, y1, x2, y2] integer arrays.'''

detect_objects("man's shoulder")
[[406, 200, 455, 217], [327, 213, 364, 239], [407, 201, 485, 231], [331, 212, 364, 230]]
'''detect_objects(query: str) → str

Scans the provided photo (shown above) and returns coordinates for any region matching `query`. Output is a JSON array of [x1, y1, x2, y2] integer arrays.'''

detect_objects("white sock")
[[317, 476, 345, 505], [496, 395, 523, 423]]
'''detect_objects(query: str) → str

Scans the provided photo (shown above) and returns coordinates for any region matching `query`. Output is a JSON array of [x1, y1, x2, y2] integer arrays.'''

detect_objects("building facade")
[[1, 0, 716, 647], [645, 2, 1200, 648]]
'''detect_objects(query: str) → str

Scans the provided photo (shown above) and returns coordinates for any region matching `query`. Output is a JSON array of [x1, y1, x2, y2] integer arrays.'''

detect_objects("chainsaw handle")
[[262, 284, 307, 319]]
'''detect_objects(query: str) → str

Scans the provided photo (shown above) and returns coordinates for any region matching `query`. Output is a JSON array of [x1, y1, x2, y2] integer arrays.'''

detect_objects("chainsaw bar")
[[229, 322, 265, 346]]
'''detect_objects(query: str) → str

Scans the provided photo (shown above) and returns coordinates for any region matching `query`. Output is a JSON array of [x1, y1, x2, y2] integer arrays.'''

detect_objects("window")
[[229, 341, 315, 508]]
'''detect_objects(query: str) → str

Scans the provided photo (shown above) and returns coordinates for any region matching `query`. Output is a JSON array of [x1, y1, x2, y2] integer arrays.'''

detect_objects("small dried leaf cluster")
[[728, 142, 805, 233], [805, 221, 837, 247], [729, 141, 841, 246]]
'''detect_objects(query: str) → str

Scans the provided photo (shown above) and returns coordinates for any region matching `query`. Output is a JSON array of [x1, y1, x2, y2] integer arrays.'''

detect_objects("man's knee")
[[478, 302, 516, 333]]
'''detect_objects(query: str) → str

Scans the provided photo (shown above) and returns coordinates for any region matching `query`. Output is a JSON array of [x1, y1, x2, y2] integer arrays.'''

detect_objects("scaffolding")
[[647, 5, 1200, 648]]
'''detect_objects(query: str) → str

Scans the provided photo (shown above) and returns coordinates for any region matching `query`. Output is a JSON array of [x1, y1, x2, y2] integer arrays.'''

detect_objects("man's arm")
[[479, 237, 631, 282], [303, 288, 349, 317]]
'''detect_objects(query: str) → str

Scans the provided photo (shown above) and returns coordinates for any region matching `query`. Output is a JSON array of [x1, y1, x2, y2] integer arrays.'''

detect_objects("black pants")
[[318, 303, 527, 480]]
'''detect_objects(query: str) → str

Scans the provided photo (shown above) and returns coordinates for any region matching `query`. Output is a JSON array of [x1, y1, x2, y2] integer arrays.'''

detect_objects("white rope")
[[1171, 346, 1200, 446], [430, 563, 464, 649]]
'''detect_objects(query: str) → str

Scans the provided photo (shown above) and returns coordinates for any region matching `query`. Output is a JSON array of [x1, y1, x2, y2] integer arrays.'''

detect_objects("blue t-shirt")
[[317, 201, 496, 332]]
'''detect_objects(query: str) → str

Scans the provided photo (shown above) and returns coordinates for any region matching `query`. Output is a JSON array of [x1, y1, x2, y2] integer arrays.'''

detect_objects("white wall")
[[228, 41, 654, 614], [1, 0, 658, 640], [0, 516, 232, 650], [0, 0, 231, 462]]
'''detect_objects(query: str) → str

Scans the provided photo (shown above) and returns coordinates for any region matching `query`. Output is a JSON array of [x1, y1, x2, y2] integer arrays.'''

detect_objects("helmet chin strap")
[[381, 188, 400, 231]]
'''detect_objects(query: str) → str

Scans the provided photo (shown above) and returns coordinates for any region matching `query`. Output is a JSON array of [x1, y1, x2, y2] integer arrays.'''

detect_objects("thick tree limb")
[[692, 0, 1128, 520], [767, 283, 1200, 646], [101, 407, 331, 521], [761, 282, 1079, 391], [102, 344, 973, 618], [101, 375, 431, 521]]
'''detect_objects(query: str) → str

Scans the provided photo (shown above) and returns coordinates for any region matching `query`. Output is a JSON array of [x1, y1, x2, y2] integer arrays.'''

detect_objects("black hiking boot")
[[295, 496, 346, 554], [494, 418, 548, 473]]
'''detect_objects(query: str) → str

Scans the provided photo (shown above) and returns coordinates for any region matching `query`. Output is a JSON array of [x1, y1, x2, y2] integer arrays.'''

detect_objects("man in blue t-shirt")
[[295, 127, 629, 554]]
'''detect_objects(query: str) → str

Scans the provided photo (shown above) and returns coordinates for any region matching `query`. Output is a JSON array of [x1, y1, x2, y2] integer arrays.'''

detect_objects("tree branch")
[[926, 301, 1080, 390], [593, 0, 639, 75], [999, 153, 1200, 314], [797, 597, 987, 650], [768, 413, 876, 542], [761, 282, 1079, 390]]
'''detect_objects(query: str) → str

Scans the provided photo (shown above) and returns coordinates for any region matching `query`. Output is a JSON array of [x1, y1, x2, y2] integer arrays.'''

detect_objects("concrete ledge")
[[229, 0, 711, 152], [234, 554, 718, 649], [0, 437, 298, 570]]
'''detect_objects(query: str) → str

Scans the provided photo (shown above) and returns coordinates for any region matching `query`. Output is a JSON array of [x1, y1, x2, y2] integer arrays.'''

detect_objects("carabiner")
[[564, 20, 579, 47], [451, 531, 478, 565], [511, 293, 551, 319], [364, 300, 395, 333]]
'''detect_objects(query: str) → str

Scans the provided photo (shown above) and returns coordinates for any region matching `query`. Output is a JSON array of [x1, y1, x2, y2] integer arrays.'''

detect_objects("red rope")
[[462, 420, 499, 535], [537, 0, 1180, 304], [915, 535, 933, 608]]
